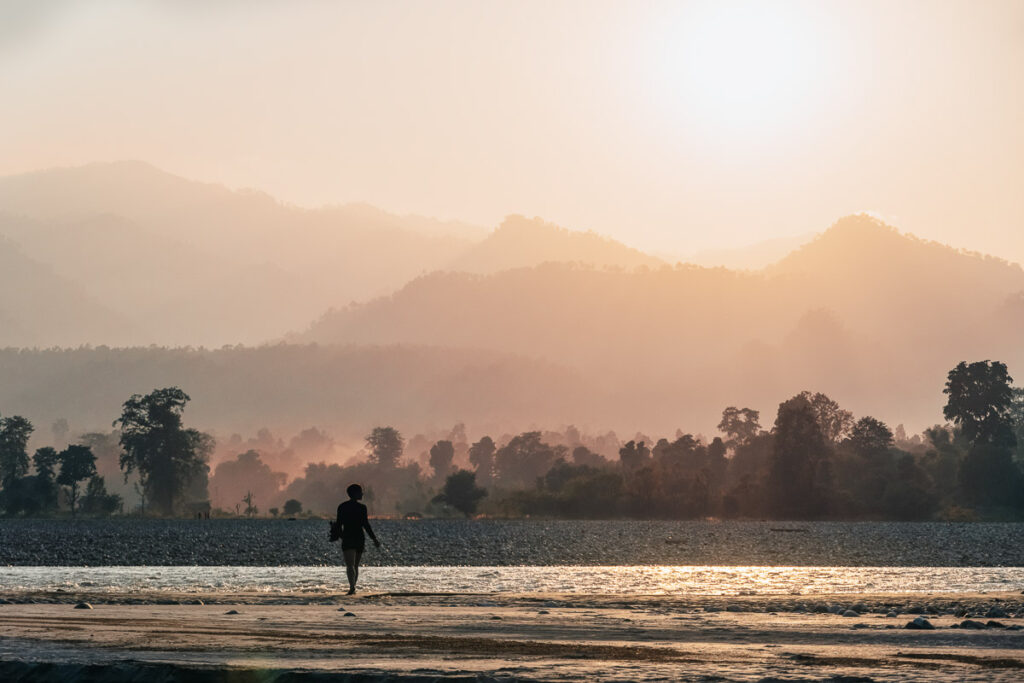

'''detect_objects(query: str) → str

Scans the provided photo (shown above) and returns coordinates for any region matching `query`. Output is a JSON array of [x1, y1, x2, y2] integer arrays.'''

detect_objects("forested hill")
[[300, 215, 1024, 432], [4, 162, 1024, 436]]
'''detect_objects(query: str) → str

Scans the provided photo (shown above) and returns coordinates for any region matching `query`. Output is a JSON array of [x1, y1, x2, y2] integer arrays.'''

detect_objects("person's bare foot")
[[346, 587, 356, 595]]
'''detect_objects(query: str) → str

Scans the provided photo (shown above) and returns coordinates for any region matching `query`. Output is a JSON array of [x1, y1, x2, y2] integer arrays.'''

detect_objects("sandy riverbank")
[[2, 592, 1024, 681]]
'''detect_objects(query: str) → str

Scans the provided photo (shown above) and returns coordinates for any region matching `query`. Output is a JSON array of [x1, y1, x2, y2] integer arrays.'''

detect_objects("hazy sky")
[[2, 0, 1023, 260]]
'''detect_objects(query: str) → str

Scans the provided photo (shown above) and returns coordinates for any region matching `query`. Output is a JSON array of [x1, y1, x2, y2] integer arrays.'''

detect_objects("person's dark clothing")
[[336, 500, 377, 552]]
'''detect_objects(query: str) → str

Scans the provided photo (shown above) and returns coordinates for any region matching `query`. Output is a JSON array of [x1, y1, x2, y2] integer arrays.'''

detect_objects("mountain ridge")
[[298, 214, 1024, 432], [0, 162, 672, 347], [447, 214, 664, 274]]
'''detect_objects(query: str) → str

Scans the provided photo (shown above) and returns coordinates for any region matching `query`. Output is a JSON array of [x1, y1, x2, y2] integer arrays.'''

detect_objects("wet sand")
[[2, 592, 1024, 681]]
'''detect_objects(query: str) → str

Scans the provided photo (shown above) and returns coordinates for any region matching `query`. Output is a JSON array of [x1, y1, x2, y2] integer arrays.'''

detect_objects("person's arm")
[[362, 505, 380, 546], [329, 504, 344, 542]]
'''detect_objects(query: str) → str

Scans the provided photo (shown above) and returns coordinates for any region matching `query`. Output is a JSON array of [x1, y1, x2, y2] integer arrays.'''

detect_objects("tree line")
[[0, 388, 212, 517], [2, 360, 1023, 520], [227, 360, 1024, 520]]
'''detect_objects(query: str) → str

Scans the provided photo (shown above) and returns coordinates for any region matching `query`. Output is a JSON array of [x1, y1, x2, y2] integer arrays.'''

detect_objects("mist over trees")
[[301, 216, 1024, 433], [0, 344, 591, 441], [3, 164, 1024, 440], [2, 361, 1023, 521], [3, 211, 1024, 444]]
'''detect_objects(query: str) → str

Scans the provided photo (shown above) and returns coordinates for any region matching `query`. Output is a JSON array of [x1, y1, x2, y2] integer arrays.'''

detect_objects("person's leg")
[[343, 549, 358, 594], [351, 549, 363, 589]]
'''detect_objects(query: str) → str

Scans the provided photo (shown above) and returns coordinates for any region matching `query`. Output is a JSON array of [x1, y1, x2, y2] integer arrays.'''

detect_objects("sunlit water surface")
[[3, 566, 1024, 595]]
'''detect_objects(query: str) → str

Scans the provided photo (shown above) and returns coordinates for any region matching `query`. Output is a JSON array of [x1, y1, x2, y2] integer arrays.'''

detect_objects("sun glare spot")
[[649, 3, 829, 137]]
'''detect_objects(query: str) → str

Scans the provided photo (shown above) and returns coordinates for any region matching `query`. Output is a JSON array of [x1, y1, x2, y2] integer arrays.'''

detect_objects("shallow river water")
[[3, 565, 1024, 596], [3, 520, 1024, 596]]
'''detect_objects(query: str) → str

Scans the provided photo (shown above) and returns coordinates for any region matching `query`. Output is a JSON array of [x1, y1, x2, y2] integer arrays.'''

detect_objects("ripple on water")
[[2, 565, 1024, 596]]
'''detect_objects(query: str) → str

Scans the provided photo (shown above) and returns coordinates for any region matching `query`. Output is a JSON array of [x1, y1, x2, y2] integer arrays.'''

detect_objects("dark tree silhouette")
[[718, 407, 760, 446], [847, 416, 894, 460], [429, 440, 455, 482], [0, 415, 33, 488], [707, 436, 728, 463], [433, 469, 487, 516], [33, 447, 59, 479], [115, 387, 214, 516], [943, 361, 1017, 449], [1012, 387, 1024, 463], [798, 391, 854, 443], [880, 455, 939, 520], [80, 476, 122, 515], [618, 440, 651, 471], [494, 432, 563, 489], [943, 362, 1020, 507], [32, 447, 60, 512], [282, 498, 303, 515], [366, 426, 404, 469], [468, 436, 496, 486], [958, 443, 1022, 507], [769, 394, 830, 518], [57, 445, 97, 515], [571, 445, 607, 468]]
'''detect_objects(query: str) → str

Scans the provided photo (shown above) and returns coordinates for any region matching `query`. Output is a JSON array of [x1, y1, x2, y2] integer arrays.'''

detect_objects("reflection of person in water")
[[336, 484, 381, 595]]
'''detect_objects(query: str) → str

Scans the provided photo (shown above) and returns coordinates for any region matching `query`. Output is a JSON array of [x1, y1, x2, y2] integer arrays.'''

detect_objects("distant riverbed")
[[1, 519, 1023, 567]]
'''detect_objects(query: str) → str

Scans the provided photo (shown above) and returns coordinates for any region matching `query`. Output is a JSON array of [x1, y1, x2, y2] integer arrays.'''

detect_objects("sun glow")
[[649, 2, 832, 137]]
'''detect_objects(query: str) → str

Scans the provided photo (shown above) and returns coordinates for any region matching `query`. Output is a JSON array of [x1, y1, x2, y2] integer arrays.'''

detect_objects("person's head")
[[346, 483, 363, 500]]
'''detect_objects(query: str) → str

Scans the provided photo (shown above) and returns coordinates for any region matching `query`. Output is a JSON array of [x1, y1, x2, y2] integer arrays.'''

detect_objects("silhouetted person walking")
[[335, 484, 380, 595]]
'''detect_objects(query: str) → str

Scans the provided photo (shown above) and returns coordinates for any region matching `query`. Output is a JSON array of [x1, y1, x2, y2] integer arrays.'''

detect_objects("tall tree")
[[57, 445, 97, 515], [798, 392, 854, 443], [1012, 387, 1024, 463], [618, 440, 651, 471], [468, 436, 496, 486], [114, 387, 214, 516], [366, 427, 404, 469], [32, 447, 61, 512], [717, 407, 761, 446], [0, 415, 34, 488], [943, 362, 1021, 507], [33, 447, 60, 480], [769, 393, 830, 518], [429, 440, 455, 482], [943, 361, 1017, 449]]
